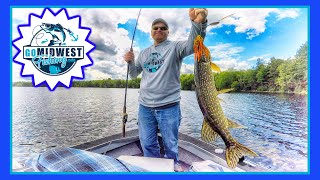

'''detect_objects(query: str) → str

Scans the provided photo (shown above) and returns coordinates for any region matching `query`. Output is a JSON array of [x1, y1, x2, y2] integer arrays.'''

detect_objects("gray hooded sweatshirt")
[[128, 20, 207, 107]]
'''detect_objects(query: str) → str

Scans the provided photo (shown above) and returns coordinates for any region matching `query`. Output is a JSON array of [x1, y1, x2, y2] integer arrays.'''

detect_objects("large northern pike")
[[193, 35, 258, 168]]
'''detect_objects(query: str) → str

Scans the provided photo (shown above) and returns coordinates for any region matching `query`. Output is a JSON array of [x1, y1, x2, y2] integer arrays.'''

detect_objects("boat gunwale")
[[71, 129, 271, 172]]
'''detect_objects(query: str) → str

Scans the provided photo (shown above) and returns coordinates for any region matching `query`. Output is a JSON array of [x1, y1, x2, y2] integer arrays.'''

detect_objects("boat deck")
[[13, 129, 270, 172], [72, 129, 267, 172]]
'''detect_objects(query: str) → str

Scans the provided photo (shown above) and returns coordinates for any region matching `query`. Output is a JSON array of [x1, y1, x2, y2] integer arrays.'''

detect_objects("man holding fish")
[[124, 8, 257, 171], [124, 8, 208, 172]]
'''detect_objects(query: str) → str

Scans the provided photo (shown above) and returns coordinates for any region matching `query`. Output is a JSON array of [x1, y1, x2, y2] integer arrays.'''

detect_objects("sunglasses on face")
[[152, 26, 168, 31]]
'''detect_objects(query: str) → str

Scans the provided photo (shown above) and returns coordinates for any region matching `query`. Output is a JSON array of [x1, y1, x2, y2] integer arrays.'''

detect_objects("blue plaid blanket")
[[33, 147, 146, 172]]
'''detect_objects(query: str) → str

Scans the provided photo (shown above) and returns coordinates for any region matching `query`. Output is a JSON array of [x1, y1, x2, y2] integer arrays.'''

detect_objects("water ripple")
[[12, 88, 308, 172]]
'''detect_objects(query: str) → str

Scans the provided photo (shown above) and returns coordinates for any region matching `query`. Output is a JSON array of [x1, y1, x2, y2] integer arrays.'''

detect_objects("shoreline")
[[12, 86, 307, 95]]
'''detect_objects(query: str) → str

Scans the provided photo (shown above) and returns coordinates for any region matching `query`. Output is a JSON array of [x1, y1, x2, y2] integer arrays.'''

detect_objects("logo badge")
[[143, 52, 164, 73], [13, 8, 95, 90]]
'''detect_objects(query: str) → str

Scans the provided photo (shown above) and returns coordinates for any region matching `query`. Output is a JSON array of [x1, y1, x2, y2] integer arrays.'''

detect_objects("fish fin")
[[210, 62, 221, 72], [226, 141, 258, 168], [218, 97, 226, 103], [227, 118, 246, 129], [217, 88, 234, 94], [201, 119, 219, 142]]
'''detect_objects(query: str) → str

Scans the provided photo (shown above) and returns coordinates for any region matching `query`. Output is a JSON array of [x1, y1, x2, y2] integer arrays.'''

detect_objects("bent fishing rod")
[[122, 9, 142, 137]]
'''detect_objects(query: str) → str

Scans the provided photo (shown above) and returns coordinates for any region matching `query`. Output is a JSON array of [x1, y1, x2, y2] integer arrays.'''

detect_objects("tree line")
[[13, 78, 142, 88], [13, 42, 307, 94], [181, 42, 307, 94], [72, 78, 142, 88]]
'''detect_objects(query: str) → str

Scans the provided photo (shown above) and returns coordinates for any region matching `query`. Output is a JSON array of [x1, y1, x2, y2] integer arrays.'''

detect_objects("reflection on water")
[[12, 87, 308, 172]]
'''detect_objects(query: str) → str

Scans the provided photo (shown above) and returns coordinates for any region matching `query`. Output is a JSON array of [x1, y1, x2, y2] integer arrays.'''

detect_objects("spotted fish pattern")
[[193, 35, 258, 169]]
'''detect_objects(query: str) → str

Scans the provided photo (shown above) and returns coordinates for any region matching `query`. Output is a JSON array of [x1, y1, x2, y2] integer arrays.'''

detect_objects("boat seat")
[[30, 147, 147, 172], [118, 155, 174, 172]]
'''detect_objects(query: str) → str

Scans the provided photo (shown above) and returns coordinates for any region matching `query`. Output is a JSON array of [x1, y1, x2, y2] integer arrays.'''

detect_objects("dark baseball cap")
[[152, 18, 169, 29]]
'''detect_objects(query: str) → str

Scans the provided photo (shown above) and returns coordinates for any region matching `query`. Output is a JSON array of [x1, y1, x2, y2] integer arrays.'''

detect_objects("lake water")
[[12, 87, 308, 172]]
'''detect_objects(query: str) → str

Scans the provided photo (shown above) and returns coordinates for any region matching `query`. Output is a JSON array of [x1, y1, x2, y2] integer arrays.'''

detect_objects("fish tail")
[[225, 141, 258, 168]]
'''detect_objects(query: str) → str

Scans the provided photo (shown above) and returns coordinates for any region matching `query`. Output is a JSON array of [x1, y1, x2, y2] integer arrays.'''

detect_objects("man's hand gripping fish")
[[193, 35, 258, 168]]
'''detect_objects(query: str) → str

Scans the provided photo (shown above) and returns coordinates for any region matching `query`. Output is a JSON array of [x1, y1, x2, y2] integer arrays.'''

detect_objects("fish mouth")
[[194, 48, 203, 62]]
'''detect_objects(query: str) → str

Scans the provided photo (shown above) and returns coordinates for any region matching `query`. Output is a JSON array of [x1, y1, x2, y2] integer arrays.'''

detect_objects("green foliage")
[[231, 81, 240, 91], [180, 74, 194, 90], [12, 78, 142, 88], [266, 57, 284, 91], [72, 78, 140, 88], [13, 42, 307, 94], [239, 69, 257, 90], [256, 64, 267, 85], [215, 71, 238, 90], [180, 42, 308, 94], [276, 43, 308, 93], [13, 81, 33, 87]]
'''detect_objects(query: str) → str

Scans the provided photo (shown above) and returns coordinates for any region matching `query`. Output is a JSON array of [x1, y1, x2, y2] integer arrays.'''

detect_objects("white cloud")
[[206, 8, 301, 39], [131, 8, 192, 41], [274, 8, 300, 20], [208, 43, 244, 60], [207, 32, 217, 36], [11, 8, 302, 81], [181, 63, 194, 74], [12, 8, 137, 81], [214, 59, 250, 71], [247, 54, 272, 61], [246, 54, 275, 65], [85, 69, 112, 80], [182, 43, 251, 72], [208, 43, 250, 71]]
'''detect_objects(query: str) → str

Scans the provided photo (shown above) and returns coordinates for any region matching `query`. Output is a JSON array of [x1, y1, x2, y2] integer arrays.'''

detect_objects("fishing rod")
[[209, 13, 235, 26], [122, 8, 142, 137]]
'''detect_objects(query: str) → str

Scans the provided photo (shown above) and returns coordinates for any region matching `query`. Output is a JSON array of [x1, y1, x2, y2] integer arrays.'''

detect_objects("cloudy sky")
[[11, 7, 308, 81]]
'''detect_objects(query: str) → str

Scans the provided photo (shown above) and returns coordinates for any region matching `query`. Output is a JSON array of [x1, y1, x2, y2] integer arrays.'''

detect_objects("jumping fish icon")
[[29, 23, 78, 46], [40, 23, 66, 46]]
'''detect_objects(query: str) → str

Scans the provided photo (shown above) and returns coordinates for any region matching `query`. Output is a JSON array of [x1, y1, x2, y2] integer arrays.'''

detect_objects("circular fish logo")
[[143, 52, 164, 73], [12, 8, 95, 91]]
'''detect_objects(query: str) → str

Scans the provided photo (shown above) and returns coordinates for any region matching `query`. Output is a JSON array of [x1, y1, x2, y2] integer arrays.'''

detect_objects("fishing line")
[[30, 25, 44, 46], [209, 13, 235, 26]]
